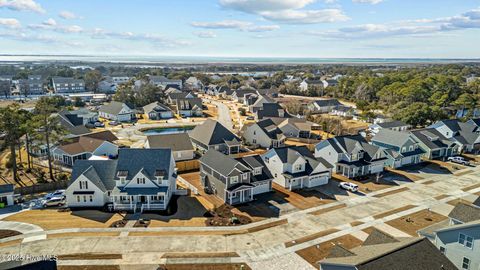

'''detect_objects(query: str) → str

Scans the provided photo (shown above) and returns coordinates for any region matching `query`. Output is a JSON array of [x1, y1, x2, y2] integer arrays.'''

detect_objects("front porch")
[[112, 194, 167, 213], [336, 163, 369, 179], [225, 186, 253, 205]]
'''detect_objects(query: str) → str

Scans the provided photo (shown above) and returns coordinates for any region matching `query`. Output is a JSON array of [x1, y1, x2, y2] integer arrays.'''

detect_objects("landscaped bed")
[[205, 204, 252, 226], [0, 229, 22, 239]]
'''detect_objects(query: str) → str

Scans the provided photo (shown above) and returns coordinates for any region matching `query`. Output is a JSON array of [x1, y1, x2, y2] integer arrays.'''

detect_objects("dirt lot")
[[296, 234, 363, 268], [386, 209, 448, 236], [273, 183, 335, 210], [3, 209, 124, 230], [331, 173, 401, 194]]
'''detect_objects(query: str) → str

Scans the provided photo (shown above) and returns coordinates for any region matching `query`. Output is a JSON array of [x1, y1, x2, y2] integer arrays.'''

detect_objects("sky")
[[0, 0, 480, 58]]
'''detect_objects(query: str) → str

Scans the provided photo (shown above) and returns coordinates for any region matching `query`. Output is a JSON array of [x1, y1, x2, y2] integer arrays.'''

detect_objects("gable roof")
[[146, 133, 194, 152], [312, 99, 342, 108], [257, 103, 290, 119], [99, 101, 130, 115], [70, 160, 118, 192], [251, 95, 275, 108], [410, 128, 456, 150], [168, 91, 196, 100], [143, 102, 172, 114], [199, 149, 250, 177], [58, 110, 91, 136], [115, 148, 173, 180], [371, 129, 414, 147], [448, 202, 480, 223], [254, 119, 286, 140], [190, 119, 240, 146], [320, 238, 456, 270], [176, 98, 202, 110], [58, 136, 110, 156], [84, 130, 118, 142], [362, 229, 399, 246], [267, 146, 332, 169]]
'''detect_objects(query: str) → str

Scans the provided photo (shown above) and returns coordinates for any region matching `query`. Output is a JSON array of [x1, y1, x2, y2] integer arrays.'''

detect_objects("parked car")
[[42, 197, 66, 207], [447, 156, 470, 165], [109, 121, 119, 126], [339, 182, 359, 192], [246, 116, 254, 120], [94, 121, 105, 127], [45, 189, 65, 200]]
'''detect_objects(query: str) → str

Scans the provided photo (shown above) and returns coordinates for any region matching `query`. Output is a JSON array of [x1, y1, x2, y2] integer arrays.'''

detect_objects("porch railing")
[[140, 203, 165, 212]]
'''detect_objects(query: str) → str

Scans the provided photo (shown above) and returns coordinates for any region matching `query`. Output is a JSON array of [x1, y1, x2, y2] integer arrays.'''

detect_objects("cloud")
[[308, 8, 480, 39], [352, 0, 383, 4], [194, 31, 217, 38], [191, 19, 280, 32], [0, 0, 45, 13], [0, 18, 21, 28], [219, 0, 349, 24], [59, 11, 81, 20], [28, 20, 84, 33], [91, 28, 190, 47], [261, 9, 349, 24], [43, 18, 57, 26], [219, 0, 314, 13]]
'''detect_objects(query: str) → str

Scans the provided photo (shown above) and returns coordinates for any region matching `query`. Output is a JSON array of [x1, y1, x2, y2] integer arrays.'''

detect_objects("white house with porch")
[[66, 148, 177, 213]]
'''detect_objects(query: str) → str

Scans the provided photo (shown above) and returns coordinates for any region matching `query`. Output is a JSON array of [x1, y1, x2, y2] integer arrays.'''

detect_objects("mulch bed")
[[205, 204, 252, 226], [161, 252, 239, 258], [58, 253, 123, 260], [373, 205, 416, 219], [109, 219, 127, 228], [0, 230, 22, 239], [134, 218, 151, 228]]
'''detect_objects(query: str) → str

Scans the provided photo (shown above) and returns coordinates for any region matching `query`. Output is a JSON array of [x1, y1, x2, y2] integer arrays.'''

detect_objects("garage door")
[[253, 182, 270, 195], [308, 176, 328, 188]]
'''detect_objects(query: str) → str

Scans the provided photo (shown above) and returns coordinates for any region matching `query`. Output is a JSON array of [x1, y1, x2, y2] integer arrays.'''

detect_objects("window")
[[242, 173, 248, 180], [459, 233, 474, 249], [77, 196, 80, 203], [83, 196, 87, 202], [409, 145, 414, 151], [462, 257, 470, 270], [253, 131, 256, 135], [254, 168, 261, 175], [79, 181, 88, 189], [137, 177, 146, 184], [294, 164, 302, 171], [230, 176, 239, 184], [402, 147, 406, 153], [439, 246, 446, 254], [265, 157, 269, 163], [253, 139, 256, 144], [231, 192, 236, 198], [89, 196, 93, 202], [120, 178, 126, 185]]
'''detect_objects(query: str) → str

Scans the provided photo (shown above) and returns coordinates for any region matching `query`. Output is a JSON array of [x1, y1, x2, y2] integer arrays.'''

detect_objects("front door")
[[139, 196, 146, 203]]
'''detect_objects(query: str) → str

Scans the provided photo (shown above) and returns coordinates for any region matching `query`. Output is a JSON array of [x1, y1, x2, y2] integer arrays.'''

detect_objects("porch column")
[[147, 196, 150, 209], [129, 196, 132, 208], [250, 190, 253, 200], [300, 178, 303, 189], [229, 192, 232, 205], [240, 191, 244, 203]]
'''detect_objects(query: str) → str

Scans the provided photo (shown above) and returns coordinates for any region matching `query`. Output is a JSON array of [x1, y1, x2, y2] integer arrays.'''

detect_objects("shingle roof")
[[146, 133, 194, 152], [312, 99, 342, 108], [58, 136, 109, 155], [176, 98, 203, 110], [448, 202, 480, 223], [410, 128, 455, 150], [251, 95, 275, 108], [143, 102, 172, 114], [256, 103, 291, 119], [70, 160, 118, 191], [255, 119, 285, 140], [115, 148, 173, 180], [99, 101, 130, 115], [377, 120, 409, 129], [168, 92, 196, 100], [320, 238, 456, 270], [362, 229, 399, 246], [0, 184, 14, 193], [190, 119, 240, 146], [199, 149, 249, 177], [372, 129, 413, 147]]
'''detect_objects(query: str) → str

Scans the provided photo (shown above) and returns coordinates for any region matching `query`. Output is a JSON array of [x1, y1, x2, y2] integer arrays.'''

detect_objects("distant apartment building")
[[52, 77, 85, 93], [18, 75, 44, 96]]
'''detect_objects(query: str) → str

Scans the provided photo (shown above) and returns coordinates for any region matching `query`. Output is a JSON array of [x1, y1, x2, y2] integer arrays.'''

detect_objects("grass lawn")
[[3, 209, 124, 230], [386, 209, 447, 236]]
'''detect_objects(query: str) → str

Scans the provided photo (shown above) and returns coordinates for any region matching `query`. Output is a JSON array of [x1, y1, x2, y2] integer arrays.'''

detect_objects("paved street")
[[1, 165, 480, 269], [209, 100, 233, 130]]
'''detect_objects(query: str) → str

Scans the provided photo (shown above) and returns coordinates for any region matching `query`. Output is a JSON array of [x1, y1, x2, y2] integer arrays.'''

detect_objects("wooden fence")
[[15, 180, 69, 196], [175, 159, 200, 173]]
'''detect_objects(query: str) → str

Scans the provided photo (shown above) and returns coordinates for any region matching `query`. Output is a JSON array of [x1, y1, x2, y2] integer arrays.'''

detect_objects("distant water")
[[1, 55, 479, 64]]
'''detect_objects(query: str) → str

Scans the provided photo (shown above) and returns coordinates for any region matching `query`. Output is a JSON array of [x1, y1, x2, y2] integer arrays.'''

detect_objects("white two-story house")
[[261, 146, 332, 190], [66, 148, 177, 213], [315, 134, 387, 178]]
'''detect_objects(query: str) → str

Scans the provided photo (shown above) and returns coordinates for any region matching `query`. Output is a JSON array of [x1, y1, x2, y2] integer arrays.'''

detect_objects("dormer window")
[[242, 173, 248, 180], [294, 164, 302, 171], [137, 177, 146, 184], [254, 168, 262, 175]]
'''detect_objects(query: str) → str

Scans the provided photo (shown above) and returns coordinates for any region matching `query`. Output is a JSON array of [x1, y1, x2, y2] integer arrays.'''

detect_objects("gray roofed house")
[[448, 202, 480, 224], [308, 99, 343, 114], [149, 75, 182, 89], [199, 150, 273, 205], [167, 91, 197, 104], [189, 119, 241, 154], [241, 118, 286, 148], [410, 128, 460, 160], [429, 119, 480, 153], [66, 148, 176, 212], [255, 103, 291, 120], [176, 98, 203, 117], [143, 102, 173, 120], [58, 109, 94, 136], [262, 146, 332, 190], [98, 101, 134, 122], [371, 129, 424, 168], [248, 95, 276, 113], [315, 134, 387, 178], [368, 120, 411, 135], [319, 237, 456, 270], [145, 133, 194, 161]]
